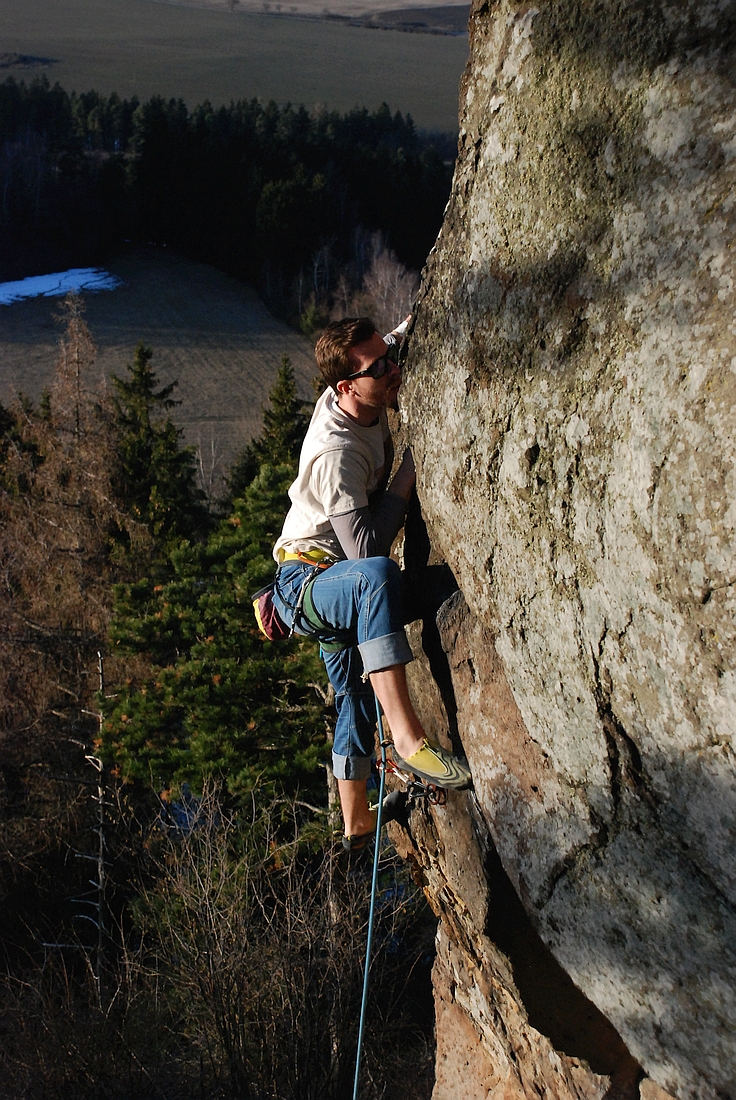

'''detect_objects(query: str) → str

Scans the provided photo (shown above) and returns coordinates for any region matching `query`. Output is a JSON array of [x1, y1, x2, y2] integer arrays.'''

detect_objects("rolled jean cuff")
[[332, 751, 373, 781], [358, 630, 413, 675]]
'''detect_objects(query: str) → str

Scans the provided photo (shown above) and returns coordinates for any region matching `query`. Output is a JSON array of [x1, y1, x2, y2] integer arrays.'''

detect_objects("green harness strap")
[[301, 573, 352, 654]]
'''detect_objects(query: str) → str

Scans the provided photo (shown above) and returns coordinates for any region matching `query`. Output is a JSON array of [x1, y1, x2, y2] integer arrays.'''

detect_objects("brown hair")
[[314, 317, 376, 391]]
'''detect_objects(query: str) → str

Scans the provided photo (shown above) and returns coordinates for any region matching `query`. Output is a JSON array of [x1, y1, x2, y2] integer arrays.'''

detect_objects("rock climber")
[[271, 315, 471, 850]]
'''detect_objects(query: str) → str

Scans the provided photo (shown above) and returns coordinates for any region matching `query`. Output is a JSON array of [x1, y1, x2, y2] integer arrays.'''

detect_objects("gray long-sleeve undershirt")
[[330, 492, 408, 559]]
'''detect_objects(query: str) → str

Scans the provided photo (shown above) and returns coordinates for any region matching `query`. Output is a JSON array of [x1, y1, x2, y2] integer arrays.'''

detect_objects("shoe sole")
[[342, 831, 373, 852]]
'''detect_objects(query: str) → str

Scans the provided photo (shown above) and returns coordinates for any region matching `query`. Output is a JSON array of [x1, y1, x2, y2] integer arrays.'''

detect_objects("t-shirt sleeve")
[[311, 448, 372, 517]]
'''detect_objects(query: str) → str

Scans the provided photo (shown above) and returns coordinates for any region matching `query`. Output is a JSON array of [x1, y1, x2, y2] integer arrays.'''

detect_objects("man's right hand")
[[392, 315, 412, 340]]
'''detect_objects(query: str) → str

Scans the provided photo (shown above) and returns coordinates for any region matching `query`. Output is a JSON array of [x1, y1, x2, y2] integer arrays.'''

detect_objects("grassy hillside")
[[0, 248, 318, 486], [0, 0, 468, 132]]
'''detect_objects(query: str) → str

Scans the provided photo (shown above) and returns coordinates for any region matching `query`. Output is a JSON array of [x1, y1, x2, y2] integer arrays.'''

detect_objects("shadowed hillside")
[[0, 249, 317, 487]]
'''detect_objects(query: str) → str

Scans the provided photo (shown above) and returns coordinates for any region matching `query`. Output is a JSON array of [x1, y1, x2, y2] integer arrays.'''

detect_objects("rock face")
[[398, 1, 736, 1097]]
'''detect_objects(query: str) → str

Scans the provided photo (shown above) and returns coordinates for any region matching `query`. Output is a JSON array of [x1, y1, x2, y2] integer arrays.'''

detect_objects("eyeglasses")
[[344, 346, 399, 381]]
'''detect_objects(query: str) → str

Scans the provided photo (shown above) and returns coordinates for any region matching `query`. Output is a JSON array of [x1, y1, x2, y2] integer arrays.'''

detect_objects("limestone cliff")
[[396, 2, 736, 1097]]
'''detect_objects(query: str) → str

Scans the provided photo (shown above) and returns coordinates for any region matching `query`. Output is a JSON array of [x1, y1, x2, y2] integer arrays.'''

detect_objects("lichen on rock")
[[397, 1, 736, 1097]]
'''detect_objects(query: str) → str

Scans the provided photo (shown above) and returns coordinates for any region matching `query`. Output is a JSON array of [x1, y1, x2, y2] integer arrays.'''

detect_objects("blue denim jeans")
[[273, 557, 413, 780]]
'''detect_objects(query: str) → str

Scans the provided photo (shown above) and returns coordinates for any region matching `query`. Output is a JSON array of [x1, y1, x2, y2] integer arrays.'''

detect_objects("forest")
[[0, 75, 454, 319], [0, 304, 435, 1098], [0, 75, 446, 1100]]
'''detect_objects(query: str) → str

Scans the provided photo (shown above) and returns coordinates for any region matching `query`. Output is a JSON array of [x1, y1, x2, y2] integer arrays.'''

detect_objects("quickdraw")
[[380, 753, 448, 807]]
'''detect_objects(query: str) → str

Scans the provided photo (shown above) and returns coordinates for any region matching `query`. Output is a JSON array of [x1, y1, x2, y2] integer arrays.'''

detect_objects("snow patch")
[[0, 268, 122, 306]]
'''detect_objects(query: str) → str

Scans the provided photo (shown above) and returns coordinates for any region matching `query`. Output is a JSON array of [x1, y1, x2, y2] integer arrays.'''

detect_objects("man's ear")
[[335, 378, 352, 396]]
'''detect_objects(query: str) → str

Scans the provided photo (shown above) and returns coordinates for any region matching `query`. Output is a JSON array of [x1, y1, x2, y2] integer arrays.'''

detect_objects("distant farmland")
[[0, 0, 469, 133], [0, 249, 319, 490]]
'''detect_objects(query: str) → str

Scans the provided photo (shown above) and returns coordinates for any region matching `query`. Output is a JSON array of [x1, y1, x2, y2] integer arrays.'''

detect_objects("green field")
[[0, 0, 468, 132], [0, 248, 318, 487]]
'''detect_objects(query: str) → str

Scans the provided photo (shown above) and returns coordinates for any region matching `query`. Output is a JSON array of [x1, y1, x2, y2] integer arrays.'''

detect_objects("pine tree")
[[104, 353, 326, 804], [228, 355, 311, 501], [103, 463, 327, 802], [111, 343, 208, 554]]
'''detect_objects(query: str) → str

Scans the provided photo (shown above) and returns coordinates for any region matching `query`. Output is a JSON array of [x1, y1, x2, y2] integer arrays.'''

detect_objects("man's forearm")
[[330, 446, 416, 558], [331, 493, 408, 558], [386, 447, 416, 504]]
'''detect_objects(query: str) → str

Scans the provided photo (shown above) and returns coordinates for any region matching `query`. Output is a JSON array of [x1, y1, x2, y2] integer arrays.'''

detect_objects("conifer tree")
[[104, 359, 326, 805], [111, 343, 208, 553], [228, 355, 311, 501], [104, 463, 327, 802]]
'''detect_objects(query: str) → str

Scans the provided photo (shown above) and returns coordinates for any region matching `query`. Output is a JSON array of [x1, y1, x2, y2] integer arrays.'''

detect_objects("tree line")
[[0, 301, 435, 1099], [0, 76, 454, 317]]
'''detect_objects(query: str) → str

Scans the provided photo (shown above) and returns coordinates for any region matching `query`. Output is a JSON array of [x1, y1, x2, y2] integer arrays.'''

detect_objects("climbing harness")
[[299, 571, 353, 653], [288, 562, 354, 654], [290, 565, 319, 636]]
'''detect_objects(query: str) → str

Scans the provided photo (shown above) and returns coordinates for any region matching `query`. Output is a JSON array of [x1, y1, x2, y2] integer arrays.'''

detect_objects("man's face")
[[343, 332, 402, 412]]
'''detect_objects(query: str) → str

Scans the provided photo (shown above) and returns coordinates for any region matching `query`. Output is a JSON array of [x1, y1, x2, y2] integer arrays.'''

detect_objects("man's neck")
[[336, 392, 380, 427]]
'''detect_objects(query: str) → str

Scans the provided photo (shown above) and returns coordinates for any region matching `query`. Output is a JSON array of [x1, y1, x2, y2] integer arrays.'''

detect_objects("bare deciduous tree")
[[135, 788, 435, 1100], [0, 294, 142, 915], [328, 232, 420, 333], [361, 233, 420, 333], [0, 787, 435, 1100]]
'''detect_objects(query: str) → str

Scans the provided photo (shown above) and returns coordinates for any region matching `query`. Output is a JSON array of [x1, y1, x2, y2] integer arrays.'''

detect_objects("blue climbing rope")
[[352, 692, 388, 1100]]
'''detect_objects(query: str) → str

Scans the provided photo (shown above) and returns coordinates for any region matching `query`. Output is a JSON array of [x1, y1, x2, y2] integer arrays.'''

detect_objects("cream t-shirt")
[[273, 387, 391, 562]]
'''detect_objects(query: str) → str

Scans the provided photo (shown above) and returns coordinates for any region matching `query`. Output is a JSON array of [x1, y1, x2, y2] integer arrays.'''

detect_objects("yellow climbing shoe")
[[395, 739, 472, 791]]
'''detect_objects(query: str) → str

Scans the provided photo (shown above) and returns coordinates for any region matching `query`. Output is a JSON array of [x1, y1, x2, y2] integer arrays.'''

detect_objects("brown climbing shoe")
[[341, 789, 410, 851]]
